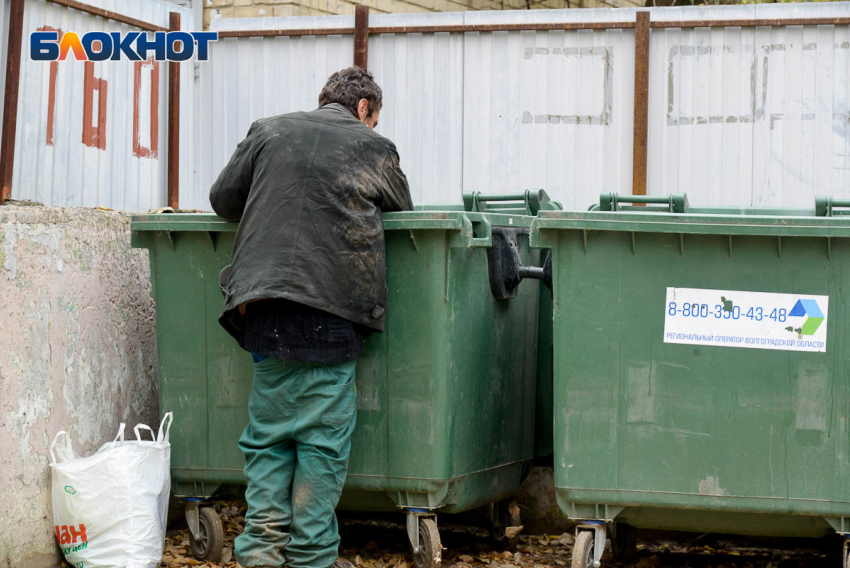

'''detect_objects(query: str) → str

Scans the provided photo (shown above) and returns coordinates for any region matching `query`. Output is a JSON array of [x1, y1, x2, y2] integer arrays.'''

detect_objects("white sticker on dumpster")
[[663, 288, 829, 353]]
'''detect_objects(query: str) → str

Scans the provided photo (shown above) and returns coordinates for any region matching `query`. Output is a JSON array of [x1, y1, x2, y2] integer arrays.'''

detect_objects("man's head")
[[319, 67, 382, 129]]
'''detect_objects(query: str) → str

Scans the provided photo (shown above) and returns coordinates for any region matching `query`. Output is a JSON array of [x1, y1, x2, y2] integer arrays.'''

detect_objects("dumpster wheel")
[[412, 517, 441, 568], [571, 531, 595, 568], [189, 506, 224, 563], [611, 523, 636, 562], [489, 499, 523, 549]]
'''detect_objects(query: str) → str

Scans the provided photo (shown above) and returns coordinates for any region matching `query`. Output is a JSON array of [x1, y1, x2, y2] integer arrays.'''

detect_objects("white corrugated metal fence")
[[4, 2, 850, 211], [202, 4, 850, 211], [0, 0, 11, 150], [648, 6, 850, 207], [11, 0, 194, 212]]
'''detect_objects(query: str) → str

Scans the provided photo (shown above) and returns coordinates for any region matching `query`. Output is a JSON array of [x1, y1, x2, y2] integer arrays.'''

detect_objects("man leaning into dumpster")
[[209, 67, 414, 568]]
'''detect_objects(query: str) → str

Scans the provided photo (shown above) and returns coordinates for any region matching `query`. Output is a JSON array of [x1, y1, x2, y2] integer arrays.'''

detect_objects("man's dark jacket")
[[210, 103, 414, 336]]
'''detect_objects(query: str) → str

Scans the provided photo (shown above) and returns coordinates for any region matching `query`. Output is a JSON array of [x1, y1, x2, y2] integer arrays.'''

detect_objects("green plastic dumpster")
[[458, 192, 561, 461], [530, 193, 850, 568], [131, 191, 554, 566]]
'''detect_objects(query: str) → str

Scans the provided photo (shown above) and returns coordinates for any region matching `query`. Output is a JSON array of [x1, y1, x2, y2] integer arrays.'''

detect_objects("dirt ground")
[[129, 503, 844, 568]]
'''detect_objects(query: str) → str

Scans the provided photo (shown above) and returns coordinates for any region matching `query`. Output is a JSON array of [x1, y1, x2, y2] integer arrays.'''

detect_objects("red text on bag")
[[55, 524, 88, 545]]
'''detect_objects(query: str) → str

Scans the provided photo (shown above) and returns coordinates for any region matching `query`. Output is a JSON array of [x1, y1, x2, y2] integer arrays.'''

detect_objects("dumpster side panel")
[[445, 235, 539, 506], [152, 232, 213, 483], [552, 226, 850, 527], [448, 244, 514, 481], [203, 233, 253, 478], [347, 327, 390, 486], [387, 229, 455, 483]]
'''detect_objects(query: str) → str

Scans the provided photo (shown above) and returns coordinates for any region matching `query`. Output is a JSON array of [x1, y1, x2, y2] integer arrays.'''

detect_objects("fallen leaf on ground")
[[506, 526, 524, 540]]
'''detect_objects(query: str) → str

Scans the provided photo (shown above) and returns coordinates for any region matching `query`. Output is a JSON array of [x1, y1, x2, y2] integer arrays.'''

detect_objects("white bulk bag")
[[50, 413, 173, 568]]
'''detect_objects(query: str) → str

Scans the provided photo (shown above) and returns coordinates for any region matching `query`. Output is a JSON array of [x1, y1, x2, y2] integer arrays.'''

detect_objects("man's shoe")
[[333, 559, 355, 568]]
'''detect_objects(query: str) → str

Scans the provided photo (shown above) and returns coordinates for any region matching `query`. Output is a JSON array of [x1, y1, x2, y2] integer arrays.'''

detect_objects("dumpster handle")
[[465, 214, 493, 248], [463, 190, 550, 216], [598, 193, 688, 213], [815, 196, 850, 217]]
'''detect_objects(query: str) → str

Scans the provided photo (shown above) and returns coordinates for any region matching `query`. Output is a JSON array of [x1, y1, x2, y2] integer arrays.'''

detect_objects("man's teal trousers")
[[235, 357, 357, 568]]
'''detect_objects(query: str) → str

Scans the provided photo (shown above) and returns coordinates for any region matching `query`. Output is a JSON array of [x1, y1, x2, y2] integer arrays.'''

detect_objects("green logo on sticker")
[[789, 299, 825, 336], [64, 486, 76, 495]]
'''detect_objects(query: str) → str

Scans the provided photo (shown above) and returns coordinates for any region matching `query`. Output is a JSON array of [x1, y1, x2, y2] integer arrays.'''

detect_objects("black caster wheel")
[[611, 523, 636, 562], [189, 506, 224, 562], [571, 531, 595, 568], [489, 499, 523, 549], [412, 517, 441, 568]]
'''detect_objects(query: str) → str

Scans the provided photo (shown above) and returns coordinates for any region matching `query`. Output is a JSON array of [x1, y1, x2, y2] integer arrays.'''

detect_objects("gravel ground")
[[145, 502, 840, 568]]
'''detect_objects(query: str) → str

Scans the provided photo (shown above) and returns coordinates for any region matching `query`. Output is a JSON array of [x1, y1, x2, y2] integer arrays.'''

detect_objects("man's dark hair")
[[319, 67, 383, 118]]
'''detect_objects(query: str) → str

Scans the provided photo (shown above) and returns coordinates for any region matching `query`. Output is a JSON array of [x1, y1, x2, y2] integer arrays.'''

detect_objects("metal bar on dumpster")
[[168, 12, 181, 209], [0, 0, 25, 205], [632, 11, 650, 197], [476, 193, 528, 201], [44, 0, 167, 32], [615, 195, 671, 204], [354, 5, 369, 70]]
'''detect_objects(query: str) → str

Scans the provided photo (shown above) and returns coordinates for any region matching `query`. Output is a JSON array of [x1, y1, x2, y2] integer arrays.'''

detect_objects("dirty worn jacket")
[[210, 103, 413, 336]]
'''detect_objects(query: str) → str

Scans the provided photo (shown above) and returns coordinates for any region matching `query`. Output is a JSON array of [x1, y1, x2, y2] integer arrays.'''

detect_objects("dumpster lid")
[[533, 210, 850, 238], [532, 194, 850, 242], [131, 214, 236, 233], [131, 209, 537, 233], [131, 210, 539, 252]]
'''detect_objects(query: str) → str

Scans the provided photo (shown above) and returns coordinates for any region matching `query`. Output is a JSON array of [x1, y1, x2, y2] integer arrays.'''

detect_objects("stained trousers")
[[234, 357, 357, 568]]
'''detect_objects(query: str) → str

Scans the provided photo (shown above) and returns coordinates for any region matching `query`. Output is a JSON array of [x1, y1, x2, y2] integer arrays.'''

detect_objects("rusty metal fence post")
[[168, 11, 181, 209], [354, 5, 370, 70], [631, 11, 650, 197], [0, 0, 25, 205]]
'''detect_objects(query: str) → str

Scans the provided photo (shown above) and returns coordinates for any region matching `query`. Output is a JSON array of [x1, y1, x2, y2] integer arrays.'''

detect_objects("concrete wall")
[[204, 0, 642, 26], [516, 467, 573, 535], [0, 206, 158, 568]]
